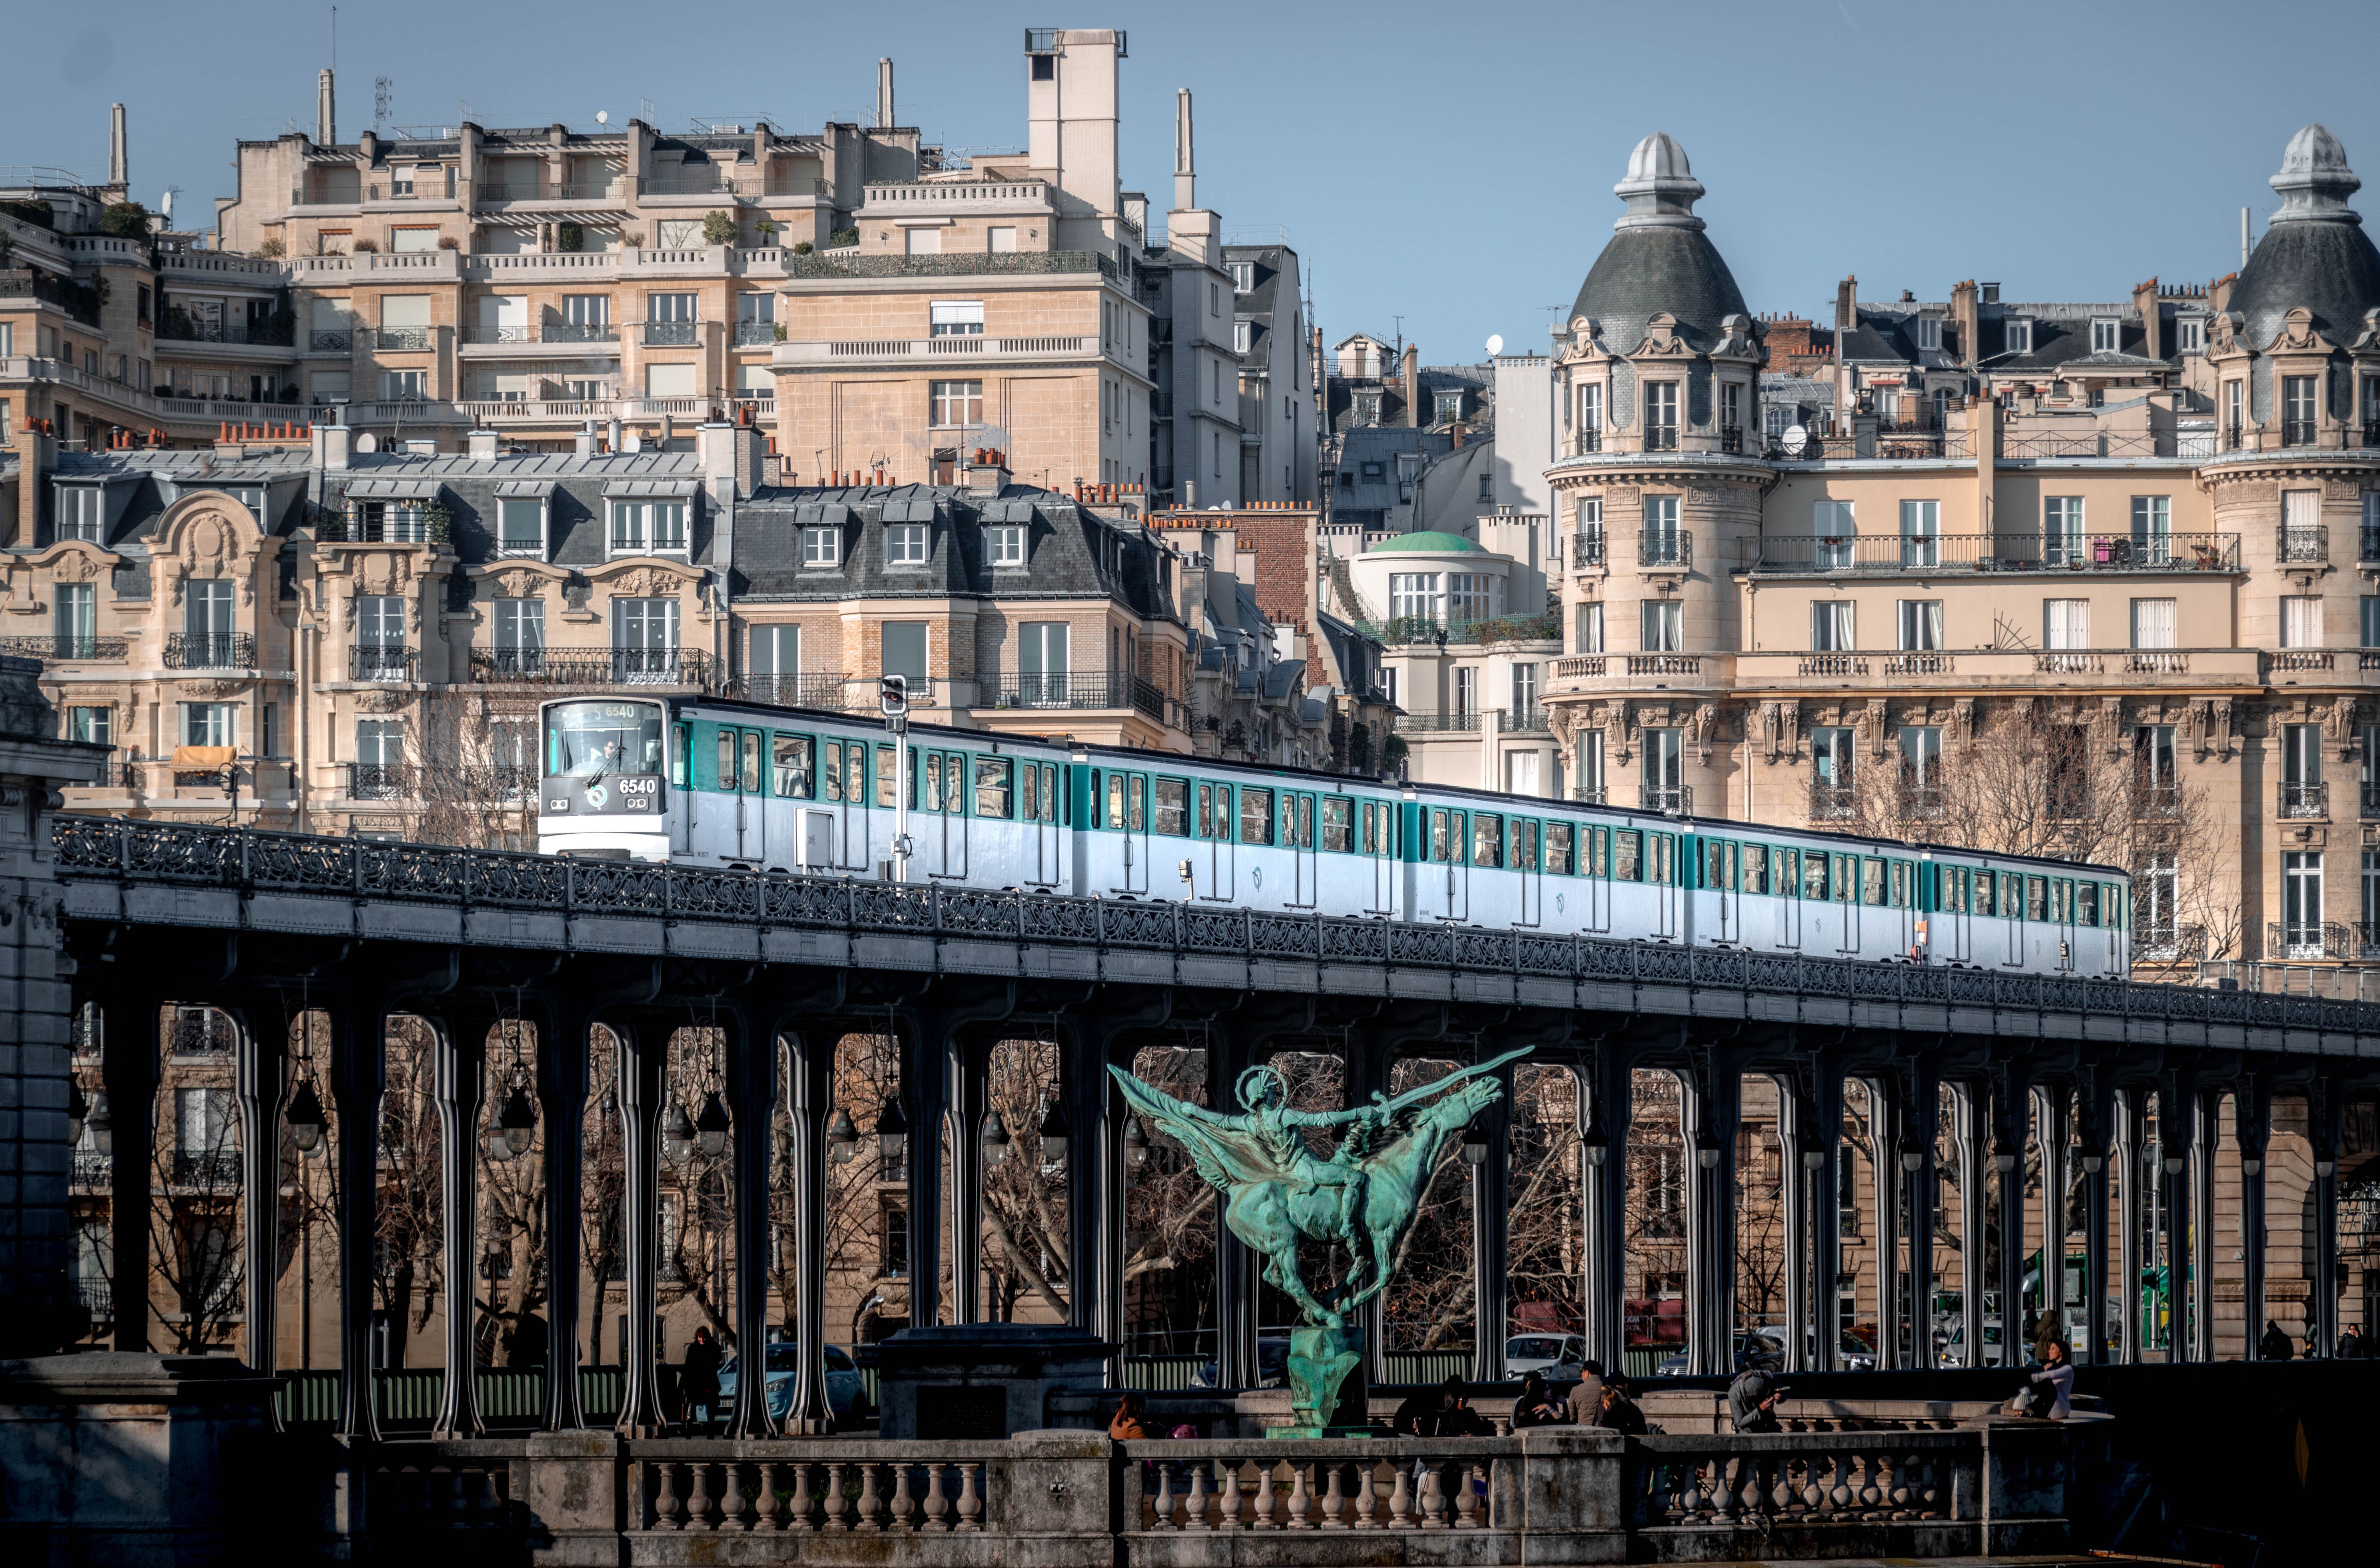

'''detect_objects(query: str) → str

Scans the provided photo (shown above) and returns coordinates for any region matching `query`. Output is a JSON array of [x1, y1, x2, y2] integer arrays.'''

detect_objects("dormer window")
[[2004, 318, 2033, 355], [56, 486, 103, 543], [1916, 316, 1942, 352], [610, 500, 687, 556], [985, 525, 1027, 567], [2176, 317, 2206, 353], [2090, 318, 2121, 354], [497, 497, 546, 557], [802, 526, 841, 567], [886, 522, 930, 567], [1233, 320, 1252, 354], [1434, 390, 1464, 425], [1353, 392, 1382, 425], [1229, 262, 1254, 292]]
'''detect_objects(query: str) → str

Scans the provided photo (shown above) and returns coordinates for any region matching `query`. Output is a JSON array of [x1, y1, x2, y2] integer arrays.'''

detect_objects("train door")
[[1833, 851, 1861, 955], [2052, 877, 2077, 971], [671, 721, 693, 856], [1102, 767, 1151, 894], [1648, 830, 1678, 939], [820, 738, 869, 870], [1514, 817, 1544, 928], [1582, 825, 1613, 933], [921, 749, 969, 880], [716, 725, 766, 863], [1702, 838, 1736, 944], [1360, 799, 1398, 916], [1195, 781, 1235, 900], [770, 732, 823, 871], [1776, 848, 1803, 949], [1019, 759, 1061, 886], [1470, 811, 1504, 924], [1283, 789, 1317, 907], [1435, 806, 1472, 921], [2009, 873, 2032, 966]]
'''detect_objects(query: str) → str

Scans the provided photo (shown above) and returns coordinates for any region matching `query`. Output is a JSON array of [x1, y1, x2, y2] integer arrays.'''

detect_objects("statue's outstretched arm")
[[1370, 1045, 1534, 1117]]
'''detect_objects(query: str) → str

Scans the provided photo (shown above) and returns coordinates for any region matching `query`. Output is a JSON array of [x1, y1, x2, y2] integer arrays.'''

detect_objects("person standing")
[[2259, 1320, 2293, 1361], [680, 1326, 723, 1431], [2338, 1324, 2368, 1360], [1571, 1359, 1607, 1426]]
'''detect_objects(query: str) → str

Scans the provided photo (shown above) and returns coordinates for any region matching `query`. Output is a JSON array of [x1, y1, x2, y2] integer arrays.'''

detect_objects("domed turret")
[[1568, 133, 1748, 355], [2230, 124, 2380, 352]]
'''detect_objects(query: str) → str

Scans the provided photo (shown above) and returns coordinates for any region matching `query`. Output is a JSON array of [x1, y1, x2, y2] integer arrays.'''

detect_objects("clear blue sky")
[[9, 0, 2378, 363]]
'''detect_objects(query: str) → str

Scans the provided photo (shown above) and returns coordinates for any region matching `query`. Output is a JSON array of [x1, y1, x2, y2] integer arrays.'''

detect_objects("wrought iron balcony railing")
[[1642, 426, 1679, 453], [373, 327, 433, 351], [1739, 532, 2240, 574], [733, 321, 780, 346], [351, 646, 417, 683], [1570, 786, 1607, 804], [467, 647, 720, 690], [985, 674, 1167, 721], [0, 636, 128, 663], [346, 762, 417, 801], [544, 322, 618, 344], [172, 1150, 241, 1188], [732, 673, 858, 709], [460, 325, 537, 344], [164, 633, 255, 670], [1394, 711, 1482, 734], [1640, 784, 1692, 816], [2271, 920, 2350, 961], [641, 321, 700, 346], [1572, 531, 1606, 567], [2282, 418, 2319, 447], [309, 329, 353, 352], [2280, 781, 2328, 819], [1809, 785, 1855, 822], [1639, 531, 1691, 568], [2279, 525, 2328, 564], [72, 1274, 110, 1320]]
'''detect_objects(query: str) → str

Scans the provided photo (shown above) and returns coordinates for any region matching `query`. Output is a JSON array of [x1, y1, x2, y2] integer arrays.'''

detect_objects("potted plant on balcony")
[[700, 210, 738, 247]]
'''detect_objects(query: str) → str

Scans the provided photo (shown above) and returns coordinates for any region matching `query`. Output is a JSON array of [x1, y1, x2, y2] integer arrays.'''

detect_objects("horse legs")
[[1262, 1247, 1341, 1329]]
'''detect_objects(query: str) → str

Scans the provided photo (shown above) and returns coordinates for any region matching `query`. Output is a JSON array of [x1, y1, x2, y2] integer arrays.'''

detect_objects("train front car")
[[539, 697, 672, 860]]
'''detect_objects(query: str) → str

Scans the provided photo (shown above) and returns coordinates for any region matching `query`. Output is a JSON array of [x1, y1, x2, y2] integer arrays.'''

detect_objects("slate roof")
[[1224, 244, 1290, 370], [1569, 225, 1750, 356]]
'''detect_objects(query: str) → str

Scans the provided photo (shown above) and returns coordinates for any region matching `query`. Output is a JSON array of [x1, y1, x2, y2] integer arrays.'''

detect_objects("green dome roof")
[[1368, 530, 1485, 555]]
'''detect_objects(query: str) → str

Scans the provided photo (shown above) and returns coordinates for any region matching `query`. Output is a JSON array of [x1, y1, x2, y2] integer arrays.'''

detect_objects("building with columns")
[[1544, 124, 2380, 982]]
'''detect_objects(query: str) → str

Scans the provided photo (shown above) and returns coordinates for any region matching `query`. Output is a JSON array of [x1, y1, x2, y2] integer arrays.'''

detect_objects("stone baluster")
[[1182, 1461, 1210, 1528], [1285, 1462, 1312, 1528], [1710, 1454, 1735, 1523], [854, 1462, 882, 1530], [1889, 1450, 1913, 1518], [1216, 1459, 1243, 1529], [923, 1463, 950, 1532], [756, 1463, 781, 1531], [1454, 1461, 1482, 1528], [1250, 1460, 1277, 1528], [1388, 1464, 1412, 1526], [1827, 1450, 1855, 1518], [1320, 1462, 1347, 1528], [889, 1462, 916, 1530], [1917, 1453, 1942, 1517], [788, 1462, 815, 1531], [1149, 1464, 1174, 1528], [653, 1461, 683, 1530], [686, 1461, 716, 1530], [1419, 1462, 1446, 1527], [955, 1463, 982, 1532], [1859, 1451, 1884, 1517], [720, 1461, 748, 1532], [822, 1462, 849, 1531], [1354, 1459, 1379, 1528]]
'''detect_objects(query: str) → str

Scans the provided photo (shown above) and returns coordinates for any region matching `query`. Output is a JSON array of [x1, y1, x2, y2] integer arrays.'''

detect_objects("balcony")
[[71, 1152, 110, 1191], [544, 321, 618, 344], [1571, 429, 1602, 456], [774, 332, 1103, 367], [1504, 707, 1552, 734], [732, 673, 856, 709], [732, 321, 780, 347], [2271, 920, 2350, 961], [984, 673, 1168, 722], [1734, 647, 2260, 692], [2136, 923, 2207, 964], [157, 315, 295, 348], [467, 647, 721, 690], [318, 514, 449, 545], [1570, 786, 1607, 804], [642, 321, 700, 346], [1358, 613, 1560, 648], [476, 181, 622, 204], [351, 646, 418, 683], [2272, 650, 2334, 674], [72, 1275, 110, 1321], [1643, 426, 1679, 453], [346, 761, 417, 801], [459, 325, 538, 345], [1739, 532, 2240, 574], [2281, 781, 2328, 819], [309, 329, 353, 352], [1640, 784, 1693, 815], [373, 327, 434, 352], [0, 635, 127, 664], [1572, 531, 1606, 567], [1639, 531, 1691, 569], [1718, 425, 1745, 455], [1394, 711, 1482, 734], [1552, 653, 1708, 683], [458, 764, 538, 802], [2279, 525, 2328, 564], [782, 249, 1118, 282], [164, 634, 256, 670], [1809, 785, 1855, 822], [171, 1150, 239, 1188], [2282, 419, 2319, 448]]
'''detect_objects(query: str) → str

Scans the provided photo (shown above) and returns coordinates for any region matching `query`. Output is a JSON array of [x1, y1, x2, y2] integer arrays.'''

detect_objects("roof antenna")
[[2241, 206, 2251, 268]]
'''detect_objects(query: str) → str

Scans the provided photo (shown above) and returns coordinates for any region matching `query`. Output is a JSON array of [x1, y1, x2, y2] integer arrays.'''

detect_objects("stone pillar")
[[1776, 1075, 1811, 1374], [1468, 1055, 1515, 1383], [945, 1030, 988, 1326], [1955, 1082, 1987, 1369], [229, 1005, 286, 1419], [613, 1020, 668, 1434], [721, 1010, 776, 1438], [102, 993, 162, 1353], [2113, 1087, 2143, 1366], [2236, 1078, 2271, 1361], [329, 993, 387, 1440], [1867, 1076, 1903, 1371], [2033, 1084, 2070, 1351], [780, 1031, 833, 1431], [430, 1013, 489, 1438]]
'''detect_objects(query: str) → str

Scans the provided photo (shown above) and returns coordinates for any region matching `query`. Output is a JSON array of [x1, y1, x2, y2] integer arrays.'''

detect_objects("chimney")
[[2133, 277, 2161, 362], [313, 419, 351, 471], [318, 69, 337, 145], [574, 422, 598, 458], [964, 449, 1011, 496], [467, 428, 499, 460], [1401, 344, 1418, 427], [1949, 279, 1978, 368], [14, 428, 55, 548], [606, 416, 623, 453], [1174, 90, 1195, 211], [108, 104, 126, 189], [877, 58, 895, 129]]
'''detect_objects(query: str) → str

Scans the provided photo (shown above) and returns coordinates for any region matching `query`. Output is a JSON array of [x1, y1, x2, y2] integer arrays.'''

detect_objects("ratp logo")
[[585, 783, 609, 809]]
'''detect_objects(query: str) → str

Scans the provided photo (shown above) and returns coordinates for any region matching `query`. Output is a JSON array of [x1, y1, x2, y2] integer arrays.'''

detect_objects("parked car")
[[1192, 1337, 1291, 1390], [1505, 1334, 1590, 1376], [717, 1342, 871, 1422], [1655, 1331, 1877, 1376]]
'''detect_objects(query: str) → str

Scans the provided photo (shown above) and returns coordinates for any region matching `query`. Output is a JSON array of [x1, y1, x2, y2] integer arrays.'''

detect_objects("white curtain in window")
[[2284, 595, 2325, 648], [1897, 600, 1942, 651], [1811, 602, 1853, 651], [2130, 598, 2177, 649], [2045, 599, 2090, 650], [2285, 490, 2321, 530]]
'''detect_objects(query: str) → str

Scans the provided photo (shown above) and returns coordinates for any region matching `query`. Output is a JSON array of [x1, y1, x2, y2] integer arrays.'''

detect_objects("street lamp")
[[662, 1100, 695, 1165], [495, 1082, 537, 1161], [1123, 1114, 1150, 1167], [980, 1110, 1012, 1167], [826, 1106, 860, 1164], [1038, 1098, 1072, 1166], [1899, 1136, 1925, 1175], [1459, 1118, 1492, 1167], [1802, 1147, 1827, 1173], [876, 1096, 909, 1166], [1581, 1126, 1610, 1168], [1990, 1145, 2017, 1175], [284, 1081, 321, 1157], [2239, 1153, 2262, 1180], [2316, 1156, 2336, 1179], [695, 1091, 731, 1159], [2163, 1154, 2185, 1177], [1694, 1129, 1721, 1171], [2080, 1145, 2106, 1176]]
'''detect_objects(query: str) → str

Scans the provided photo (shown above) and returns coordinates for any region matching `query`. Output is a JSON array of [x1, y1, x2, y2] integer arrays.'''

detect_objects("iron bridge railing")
[[44, 815, 2380, 1035]]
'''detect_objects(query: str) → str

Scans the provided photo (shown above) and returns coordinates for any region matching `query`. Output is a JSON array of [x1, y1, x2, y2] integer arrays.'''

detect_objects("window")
[[562, 293, 610, 330], [1353, 391, 1383, 426], [1388, 573, 1442, 624], [2283, 596, 2324, 648], [1812, 727, 1855, 809], [1899, 725, 1941, 792], [2004, 318, 2032, 354], [1229, 261, 1254, 291], [1017, 621, 1067, 702], [1452, 667, 1477, 716], [497, 498, 544, 556], [1644, 494, 1682, 561], [1897, 599, 1943, 651], [379, 293, 431, 342], [736, 292, 776, 326], [1575, 601, 1604, 654], [2091, 318, 2121, 353], [2284, 376, 2318, 443], [1210, 282, 1221, 315], [1640, 600, 1682, 651], [380, 369, 428, 401], [1577, 383, 1602, 448], [750, 625, 800, 690], [610, 501, 688, 555], [1644, 381, 1679, 448], [2176, 317, 2205, 353], [1233, 320, 1252, 354], [1239, 786, 1273, 845], [881, 622, 928, 685], [986, 226, 1016, 253], [2283, 489, 2323, 561], [985, 525, 1026, 567], [2119, 597, 2178, 651], [1576, 731, 1605, 803], [1901, 499, 1939, 567], [1812, 499, 1855, 567], [493, 599, 543, 674], [1446, 573, 1495, 622], [2045, 496, 2085, 565], [930, 379, 984, 427], [1916, 316, 1942, 352], [56, 486, 102, 543], [648, 291, 697, 324], [183, 702, 236, 748], [67, 705, 110, 747], [928, 300, 984, 337], [52, 583, 94, 660], [2044, 599, 2090, 650], [2129, 496, 2172, 563], [802, 526, 840, 567], [900, 225, 942, 256], [357, 593, 405, 676], [886, 523, 930, 566], [1642, 730, 1684, 812], [1511, 663, 1538, 715], [2366, 595, 2380, 647], [1811, 602, 1853, 651], [2283, 851, 2325, 953], [184, 579, 234, 651]]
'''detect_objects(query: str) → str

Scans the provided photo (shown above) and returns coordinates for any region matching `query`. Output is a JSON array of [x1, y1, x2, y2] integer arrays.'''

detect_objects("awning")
[[603, 477, 702, 499], [170, 746, 236, 769], [494, 478, 558, 498], [342, 477, 444, 499]]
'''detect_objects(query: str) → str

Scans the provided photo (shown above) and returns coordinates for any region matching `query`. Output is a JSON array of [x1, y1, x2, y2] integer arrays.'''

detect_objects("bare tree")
[[980, 1039, 1070, 1322], [373, 1019, 445, 1366], [407, 691, 540, 851], [1121, 1046, 1217, 1355]]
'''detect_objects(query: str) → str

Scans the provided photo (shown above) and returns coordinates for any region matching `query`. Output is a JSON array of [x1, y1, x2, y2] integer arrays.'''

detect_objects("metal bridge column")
[[2188, 1085, 2216, 1362], [1683, 1065, 1740, 1378], [101, 991, 162, 1353], [1993, 1069, 2031, 1374], [2113, 1086, 2143, 1366], [945, 1030, 988, 1326], [2079, 1077, 2113, 1366], [537, 995, 596, 1431], [722, 1007, 778, 1438], [781, 1029, 834, 1432], [1808, 1067, 1845, 1371], [2159, 1076, 2193, 1365], [2033, 1083, 2071, 1354], [1468, 1054, 1516, 1384], [430, 1012, 491, 1438], [1209, 1025, 1259, 1392], [1777, 1074, 1812, 1375], [2236, 1076, 2272, 1362], [329, 992, 390, 1440], [229, 1003, 287, 1424], [2312, 1078, 2343, 1360], [1953, 1081, 1987, 1369], [613, 1019, 669, 1434], [1903, 1069, 1941, 1374], [1582, 1053, 1632, 1377], [1867, 1075, 1903, 1372], [902, 1011, 949, 1332]]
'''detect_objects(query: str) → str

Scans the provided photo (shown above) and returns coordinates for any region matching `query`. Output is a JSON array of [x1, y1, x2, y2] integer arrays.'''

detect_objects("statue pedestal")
[[875, 1324, 1115, 1440], [1267, 1323, 1373, 1438]]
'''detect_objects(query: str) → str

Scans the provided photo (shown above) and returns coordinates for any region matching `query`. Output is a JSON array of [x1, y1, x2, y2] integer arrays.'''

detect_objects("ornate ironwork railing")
[[164, 633, 257, 670], [50, 814, 2345, 1032]]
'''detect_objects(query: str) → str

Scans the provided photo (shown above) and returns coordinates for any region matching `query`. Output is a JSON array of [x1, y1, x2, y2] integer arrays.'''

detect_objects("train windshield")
[[545, 700, 665, 776]]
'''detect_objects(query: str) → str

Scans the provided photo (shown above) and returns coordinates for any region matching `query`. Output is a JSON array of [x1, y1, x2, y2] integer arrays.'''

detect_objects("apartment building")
[[1540, 124, 2380, 978]]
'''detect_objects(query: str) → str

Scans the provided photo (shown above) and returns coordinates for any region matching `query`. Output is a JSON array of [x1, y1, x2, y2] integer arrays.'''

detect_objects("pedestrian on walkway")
[[2337, 1324, 2368, 1360], [679, 1326, 722, 1431], [1571, 1359, 1607, 1425], [1726, 1341, 1786, 1434], [1108, 1392, 1153, 1440], [2259, 1320, 2294, 1361]]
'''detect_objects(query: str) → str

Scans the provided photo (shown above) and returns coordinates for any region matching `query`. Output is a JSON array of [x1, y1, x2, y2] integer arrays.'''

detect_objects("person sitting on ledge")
[[1512, 1370, 1570, 1429], [1593, 1374, 1647, 1434], [1108, 1391, 1153, 1440]]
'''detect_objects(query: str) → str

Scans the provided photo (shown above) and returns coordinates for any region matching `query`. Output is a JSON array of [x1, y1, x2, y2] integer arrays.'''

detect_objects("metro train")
[[536, 694, 2131, 977]]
